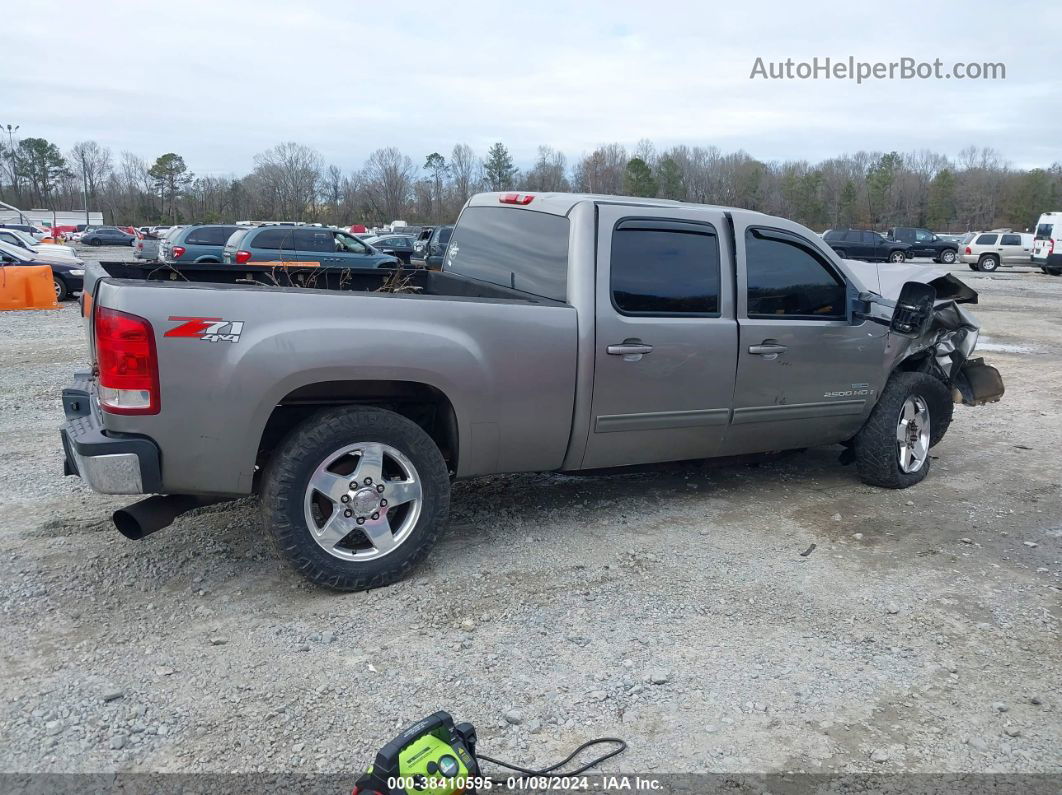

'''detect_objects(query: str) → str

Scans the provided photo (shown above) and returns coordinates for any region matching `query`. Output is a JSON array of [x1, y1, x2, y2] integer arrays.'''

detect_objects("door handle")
[[607, 342, 654, 356], [748, 343, 788, 355]]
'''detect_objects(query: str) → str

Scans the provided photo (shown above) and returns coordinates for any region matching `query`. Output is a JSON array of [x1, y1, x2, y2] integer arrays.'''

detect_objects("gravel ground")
[[0, 252, 1059, 777]]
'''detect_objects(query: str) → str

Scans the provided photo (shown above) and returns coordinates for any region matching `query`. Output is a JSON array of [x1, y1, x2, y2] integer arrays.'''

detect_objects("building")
[[0, 207, 104, 228]]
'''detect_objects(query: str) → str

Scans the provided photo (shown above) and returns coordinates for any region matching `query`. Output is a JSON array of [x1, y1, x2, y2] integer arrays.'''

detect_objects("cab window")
[[745, 228, 847, 320]]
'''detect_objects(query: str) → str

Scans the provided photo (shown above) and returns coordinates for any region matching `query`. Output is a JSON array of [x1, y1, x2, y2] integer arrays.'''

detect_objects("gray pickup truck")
[[61, 192, 1003, 590]]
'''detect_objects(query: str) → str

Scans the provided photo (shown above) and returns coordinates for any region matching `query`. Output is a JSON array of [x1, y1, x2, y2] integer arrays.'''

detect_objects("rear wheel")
[[888, 250, 906, 263], [261, 406, 450, 591], [1046, 267, 1062, 277], [53, 277, 68, 301], [854, 372, 948, 488], [977, 255, 999, 272], [88, 238, 102, 247]]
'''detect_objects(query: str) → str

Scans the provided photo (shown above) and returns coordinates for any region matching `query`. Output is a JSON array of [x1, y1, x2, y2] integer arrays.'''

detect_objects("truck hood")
[[841, 259, 976, 303]]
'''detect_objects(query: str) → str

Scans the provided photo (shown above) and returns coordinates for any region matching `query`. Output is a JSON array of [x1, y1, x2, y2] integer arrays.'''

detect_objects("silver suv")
[[960, 231, 1033, 272]]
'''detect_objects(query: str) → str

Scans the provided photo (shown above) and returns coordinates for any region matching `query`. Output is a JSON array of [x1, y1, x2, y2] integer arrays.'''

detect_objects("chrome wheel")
[[303, 442, 422, 561], [896, 396, 930, 473], [889, 251, 906, 263]]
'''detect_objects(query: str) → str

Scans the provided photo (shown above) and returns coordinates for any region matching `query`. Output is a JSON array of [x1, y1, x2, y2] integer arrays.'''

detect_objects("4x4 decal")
[[164, 316, 245, 343]]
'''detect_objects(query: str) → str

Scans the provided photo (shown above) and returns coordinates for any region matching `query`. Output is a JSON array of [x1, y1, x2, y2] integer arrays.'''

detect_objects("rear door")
[[722, 220, 886, 455], [998, 233, 1025, 264], [582, 204, 737, 469]]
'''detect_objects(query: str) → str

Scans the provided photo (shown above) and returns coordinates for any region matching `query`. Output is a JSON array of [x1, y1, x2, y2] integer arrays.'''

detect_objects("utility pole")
[[81, 158, 90, 225], [3, 123, 20, 211]]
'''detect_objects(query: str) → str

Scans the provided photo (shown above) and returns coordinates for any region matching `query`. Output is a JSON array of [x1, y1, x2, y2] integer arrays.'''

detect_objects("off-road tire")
[[854, 372, 947, 488], [261, 406, 450, 591]]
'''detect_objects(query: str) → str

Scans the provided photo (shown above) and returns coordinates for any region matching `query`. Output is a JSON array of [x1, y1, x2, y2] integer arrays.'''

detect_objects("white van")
[[1032, 212, 1061, 275]]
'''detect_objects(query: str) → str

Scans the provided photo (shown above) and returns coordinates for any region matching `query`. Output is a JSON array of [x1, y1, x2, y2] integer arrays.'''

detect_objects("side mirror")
[[890, 281, 936, 337]]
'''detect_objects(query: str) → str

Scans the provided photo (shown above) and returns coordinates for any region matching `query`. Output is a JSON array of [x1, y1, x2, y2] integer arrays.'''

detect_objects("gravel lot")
[[1, 249, 1059, 777]]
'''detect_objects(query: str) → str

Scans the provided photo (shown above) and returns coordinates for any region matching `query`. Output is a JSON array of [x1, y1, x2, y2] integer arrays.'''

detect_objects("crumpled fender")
[[849, 260, 1003, 405]]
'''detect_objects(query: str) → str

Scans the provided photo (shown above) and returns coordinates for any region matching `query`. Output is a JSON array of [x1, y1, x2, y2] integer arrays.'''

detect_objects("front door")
[[722, 222, 887, 455], [581, 205, 738, 470]]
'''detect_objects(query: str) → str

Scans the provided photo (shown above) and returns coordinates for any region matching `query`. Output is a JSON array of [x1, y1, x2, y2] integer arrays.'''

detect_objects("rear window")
[[252, 228, 295, 251], [444, 208, 569, 301], [186, 225, 240, 246], [1035, 223, 1054, 239], [225, 228, 251, 249], [975, 234, 998, 245]]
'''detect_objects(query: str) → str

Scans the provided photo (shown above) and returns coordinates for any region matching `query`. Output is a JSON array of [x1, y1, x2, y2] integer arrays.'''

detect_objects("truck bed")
[[90, 261, 555, 304]]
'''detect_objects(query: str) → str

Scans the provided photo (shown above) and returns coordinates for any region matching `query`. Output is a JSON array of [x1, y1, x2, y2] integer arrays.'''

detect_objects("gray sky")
[[5, 0, 1059, 174]]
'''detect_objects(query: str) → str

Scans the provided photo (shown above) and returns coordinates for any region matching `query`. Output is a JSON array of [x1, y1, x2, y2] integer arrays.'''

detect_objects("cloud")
[[2, 0, 1057, 172]]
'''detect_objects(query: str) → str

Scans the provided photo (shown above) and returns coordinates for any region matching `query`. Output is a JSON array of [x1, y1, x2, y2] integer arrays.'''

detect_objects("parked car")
[[159, 224, 242, 264], [959, 231, 1033, 272], [0, 223, 46, 241], [133, 232, 165, 261], [412, 226, 434, 258], [221, 225, 400, 268], [363, 234, 416, 264], [0, 239, 84, 300], [62, 192, 1003, 591], [886, 227, 959, 263], [0, 227, 78, 259], [1031, 212, 1061, 275], [82, 226, 135, 247], [410, 225, 452, 269], [823, 229, 910, 262]]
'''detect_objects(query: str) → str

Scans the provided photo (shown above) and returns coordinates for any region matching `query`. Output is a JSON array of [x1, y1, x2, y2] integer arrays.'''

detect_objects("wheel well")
[[256, 380, 459, 479]]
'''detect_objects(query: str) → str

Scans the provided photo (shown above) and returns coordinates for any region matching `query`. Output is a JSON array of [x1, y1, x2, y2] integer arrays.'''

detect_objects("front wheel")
[[941, 249, 957, 264], [854, 372, 950, 489], [888, 250, 906, 263], [88, 238, 102, 247], [261, 406, 450, 591], [53, 277, 68, 301]]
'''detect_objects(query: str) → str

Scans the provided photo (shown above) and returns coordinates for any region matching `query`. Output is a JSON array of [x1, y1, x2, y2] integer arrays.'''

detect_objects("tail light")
[[234, 250, 252, 264], [499, 193, 534, 205], [171, 245, 186, 259], [95, 306, 160, 415], [964, 246, 972, 255]]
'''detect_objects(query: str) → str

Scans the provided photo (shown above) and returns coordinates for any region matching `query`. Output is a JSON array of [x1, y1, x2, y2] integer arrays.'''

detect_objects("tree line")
[[1, 133, 1058, 233]]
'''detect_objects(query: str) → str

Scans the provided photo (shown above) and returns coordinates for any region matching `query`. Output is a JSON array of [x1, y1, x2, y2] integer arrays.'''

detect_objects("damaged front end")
[[859, 271, 1005, 406]]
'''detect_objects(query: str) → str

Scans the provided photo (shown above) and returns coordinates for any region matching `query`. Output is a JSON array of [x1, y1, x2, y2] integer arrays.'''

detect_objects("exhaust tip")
[[113, 508, 148, 540]]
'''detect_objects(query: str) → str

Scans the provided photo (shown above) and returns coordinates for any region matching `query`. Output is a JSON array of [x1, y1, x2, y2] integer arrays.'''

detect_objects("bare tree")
[[449, 143, 478, 212], [69, 140, 112, 212], [252, 142, 323, 220], [361, 147, 415, 222]]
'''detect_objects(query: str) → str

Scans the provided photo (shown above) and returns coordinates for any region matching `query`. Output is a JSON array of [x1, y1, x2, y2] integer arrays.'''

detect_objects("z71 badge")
[[164, 316, 245, 343]]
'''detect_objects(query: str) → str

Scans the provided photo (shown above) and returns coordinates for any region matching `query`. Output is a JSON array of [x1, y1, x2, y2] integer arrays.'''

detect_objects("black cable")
[[477, 737, 627, 777]]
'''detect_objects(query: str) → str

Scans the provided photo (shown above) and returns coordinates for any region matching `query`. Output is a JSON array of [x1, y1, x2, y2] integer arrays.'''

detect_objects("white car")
[[1031, 212, 1061, 275], [0, 228, 78, 259]]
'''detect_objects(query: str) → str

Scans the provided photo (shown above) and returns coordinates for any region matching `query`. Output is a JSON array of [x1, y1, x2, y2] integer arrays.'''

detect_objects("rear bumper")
[[1032, 252, 1062, 269], [60, 374, 162, 495]]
